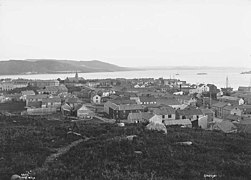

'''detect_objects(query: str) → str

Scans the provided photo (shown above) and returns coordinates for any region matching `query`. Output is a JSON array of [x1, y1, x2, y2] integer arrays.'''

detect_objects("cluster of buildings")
[[1, 74, 251, 133]]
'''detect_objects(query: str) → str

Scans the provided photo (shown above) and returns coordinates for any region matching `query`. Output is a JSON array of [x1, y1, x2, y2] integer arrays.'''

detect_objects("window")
[[162, 115, 165, 119], [96, 97, 99, 99], [168, 114, 171, 118]]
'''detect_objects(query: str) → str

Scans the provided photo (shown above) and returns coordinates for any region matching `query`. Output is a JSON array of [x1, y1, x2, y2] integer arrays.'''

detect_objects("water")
[[1, 68, 251, 90]]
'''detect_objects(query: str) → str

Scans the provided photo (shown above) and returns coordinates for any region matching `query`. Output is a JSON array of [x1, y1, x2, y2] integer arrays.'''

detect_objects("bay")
[[1, 68, 251, 90]]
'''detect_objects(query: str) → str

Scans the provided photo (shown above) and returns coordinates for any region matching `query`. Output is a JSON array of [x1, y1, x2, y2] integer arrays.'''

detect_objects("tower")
[[75, 71, 79, 79]]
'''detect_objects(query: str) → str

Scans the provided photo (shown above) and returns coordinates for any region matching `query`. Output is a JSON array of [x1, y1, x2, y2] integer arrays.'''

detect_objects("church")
[[65, 72, 84, 83]]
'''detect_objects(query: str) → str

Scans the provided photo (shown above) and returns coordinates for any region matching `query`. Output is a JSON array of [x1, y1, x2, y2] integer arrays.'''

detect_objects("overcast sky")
[[0, 0, 251, 68]]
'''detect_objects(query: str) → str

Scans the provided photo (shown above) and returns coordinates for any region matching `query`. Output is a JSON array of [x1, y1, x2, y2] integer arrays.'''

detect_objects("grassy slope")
[[38, 124, 251, 180], [0, 116, 79, 180], [1, 116, 250, 180]]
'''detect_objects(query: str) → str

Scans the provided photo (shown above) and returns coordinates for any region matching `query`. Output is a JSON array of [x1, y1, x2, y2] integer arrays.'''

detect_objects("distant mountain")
[[0, 59, 135, 75]]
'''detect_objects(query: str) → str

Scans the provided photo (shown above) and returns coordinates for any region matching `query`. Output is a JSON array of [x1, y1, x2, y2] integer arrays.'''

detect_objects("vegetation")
[[1, 115, 251, 179], [0, 115, 79, 180], [38, 124, 251, 180]]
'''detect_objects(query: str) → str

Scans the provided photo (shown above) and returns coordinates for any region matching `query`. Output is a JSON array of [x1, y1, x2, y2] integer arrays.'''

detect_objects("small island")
[[197, 73, 207, 75], [241, 71, 251, 74]]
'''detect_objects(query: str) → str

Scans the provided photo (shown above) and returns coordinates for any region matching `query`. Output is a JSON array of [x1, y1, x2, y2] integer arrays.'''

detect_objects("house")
[[26, 94, 49, 107], [176, 107, 204, 120], [176, 107, 204, 127], [239, 104, 251, 116], [175, 95, 197, 106], [61, 103, 72, 116], [30, 80, 59, 88], [92, 94, 101, 104], [41, 97, 61, 110], [200, 108, 214, 127], [151, 106, 176, 120], [0, 95, 6, 103], [222, 105, 242, 119], [65, 97, 82, 108], [139, 96, 157, 106], [156, 97, 184, 109], [20, 90, 36, 101], [38, 84, 68, 95], [238, 86, 251, 92], [12, 79, 30, 88], [164, 119, 192, 128], [218, 96, 244, 106], [104, 99, 144, 120], [0, 81, 14, 91], [211, 102, 228, 118], [127, 112, 159, 124], [212, 120, 237, 133], [77, 104, 95, 119], [198, 116, 208, 129], [86, 81, 100, 88], [189, 84, 209, 94], [130, 96, 141, 104]]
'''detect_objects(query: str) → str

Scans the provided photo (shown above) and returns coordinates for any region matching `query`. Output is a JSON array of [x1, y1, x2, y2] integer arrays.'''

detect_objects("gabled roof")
[[200, 108, 214, 115], [164, 119, 192, 126], [26, 94, 48, 100], [21, 90, 35, 96], [139, 96, 156, 102], [156, 98, 181, 106], [223, 105, 240, 111], [42, 97, 61, 103], [225, 114, 242, 121], [212, 102, 228, 108], [65, 97, 82, 104], [128, 112, 154, 121], [213, 120, 237, 133], [61, 103, 72, 111], [218, 96, 241, 101], [176, 107, 203, 116], [153, 106, 175, 115], [118, 104, 144, 111], [110, 99, 137, 105]]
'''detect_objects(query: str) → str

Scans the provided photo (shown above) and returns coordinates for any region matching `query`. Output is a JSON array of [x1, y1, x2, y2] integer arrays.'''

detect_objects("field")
[[1, 115, 251, 180]]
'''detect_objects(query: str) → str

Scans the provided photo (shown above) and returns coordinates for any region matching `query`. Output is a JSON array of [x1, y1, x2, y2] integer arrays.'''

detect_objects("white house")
[[77, 104, 95, 119], [92, 94, 101, 104], [20, 90, 36, 101]]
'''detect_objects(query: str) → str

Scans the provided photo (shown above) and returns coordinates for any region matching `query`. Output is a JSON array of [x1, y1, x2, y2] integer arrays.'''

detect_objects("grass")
[[1, 115, 251, 180], [38, 124, 251, 180]]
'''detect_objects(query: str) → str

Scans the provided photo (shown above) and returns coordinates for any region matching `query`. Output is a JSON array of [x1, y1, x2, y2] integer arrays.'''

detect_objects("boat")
[[197, 73, 207, 75]]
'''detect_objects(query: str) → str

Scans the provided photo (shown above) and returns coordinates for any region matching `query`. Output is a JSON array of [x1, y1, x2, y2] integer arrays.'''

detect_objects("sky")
[[0, 0, 251, 68]]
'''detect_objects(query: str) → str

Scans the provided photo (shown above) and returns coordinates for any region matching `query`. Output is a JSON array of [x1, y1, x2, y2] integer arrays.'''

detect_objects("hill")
[[1, 115, 250, 180], [0, 59, 134, 75]]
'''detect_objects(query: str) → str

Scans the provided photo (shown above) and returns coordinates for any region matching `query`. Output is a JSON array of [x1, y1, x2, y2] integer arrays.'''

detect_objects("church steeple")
[[75, 71, 78, 79]]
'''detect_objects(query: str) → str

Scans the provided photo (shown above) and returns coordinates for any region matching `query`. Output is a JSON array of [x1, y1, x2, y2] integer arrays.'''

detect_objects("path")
[[33, 136, 90, 175]]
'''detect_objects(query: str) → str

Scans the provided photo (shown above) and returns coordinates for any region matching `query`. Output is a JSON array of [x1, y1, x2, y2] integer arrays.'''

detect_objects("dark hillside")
[[37, 124, 251, 180]]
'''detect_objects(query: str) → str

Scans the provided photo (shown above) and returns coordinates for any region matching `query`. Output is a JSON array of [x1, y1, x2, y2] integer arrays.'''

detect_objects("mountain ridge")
[[0, 59, 135, 75]]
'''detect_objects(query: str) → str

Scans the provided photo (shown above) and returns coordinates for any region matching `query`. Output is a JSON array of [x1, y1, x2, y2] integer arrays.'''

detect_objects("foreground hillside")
[[1, 115, 251, 180], [41, 123, 251, 179], [0, 59, 132, 75]]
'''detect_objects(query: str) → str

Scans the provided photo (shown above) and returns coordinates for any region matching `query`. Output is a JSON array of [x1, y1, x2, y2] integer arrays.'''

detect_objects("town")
[[0, 72, 250, 134], [1, 73, 251, 179]]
